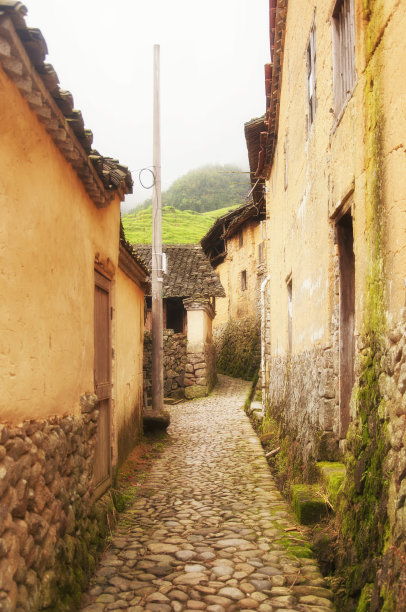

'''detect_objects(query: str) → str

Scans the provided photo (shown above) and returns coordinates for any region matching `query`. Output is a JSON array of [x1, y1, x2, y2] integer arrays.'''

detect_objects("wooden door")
[[93, 271, 112, 497], [337, 212, 355, 438]]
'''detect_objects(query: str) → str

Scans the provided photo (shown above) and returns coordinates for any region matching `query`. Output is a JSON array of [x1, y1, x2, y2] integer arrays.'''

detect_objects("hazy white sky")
[[25, 1, 270, 210]]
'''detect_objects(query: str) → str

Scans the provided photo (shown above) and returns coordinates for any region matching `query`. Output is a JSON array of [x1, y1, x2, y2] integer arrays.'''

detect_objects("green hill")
[[134, 164, 250, 214], [122, 205, 238, 244]]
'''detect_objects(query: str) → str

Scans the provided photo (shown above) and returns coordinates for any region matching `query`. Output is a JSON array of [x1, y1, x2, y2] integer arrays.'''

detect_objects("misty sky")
[[25, 0, 270, 211]]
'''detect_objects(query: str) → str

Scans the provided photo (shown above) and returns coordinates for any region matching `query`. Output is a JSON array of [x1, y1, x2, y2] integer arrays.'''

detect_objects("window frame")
[[241, 270, 247, 291], [331, 0, 356, 116]]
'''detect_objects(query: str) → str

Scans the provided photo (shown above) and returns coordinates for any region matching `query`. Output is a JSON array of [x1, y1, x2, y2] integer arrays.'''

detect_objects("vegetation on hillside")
[[134, 164, 250, 213], [122, 204, 238, 244]]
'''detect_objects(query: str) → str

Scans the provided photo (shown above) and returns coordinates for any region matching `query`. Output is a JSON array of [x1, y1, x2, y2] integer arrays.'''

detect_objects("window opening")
[[241, 270, 247, 291], [332, 0, 356, 114], [307, 18, 317, 129]]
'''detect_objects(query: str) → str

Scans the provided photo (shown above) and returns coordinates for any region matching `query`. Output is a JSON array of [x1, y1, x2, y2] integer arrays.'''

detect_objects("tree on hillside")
[[132, 164, 250, 213]]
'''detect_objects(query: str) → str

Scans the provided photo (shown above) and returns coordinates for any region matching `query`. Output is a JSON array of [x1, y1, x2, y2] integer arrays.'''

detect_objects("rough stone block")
[[317, 432, 340, 461], [318, 368, 335, 399], [185, 385, 208, 399], [292, 485, 329, 525], [317, 462, 346, 507]]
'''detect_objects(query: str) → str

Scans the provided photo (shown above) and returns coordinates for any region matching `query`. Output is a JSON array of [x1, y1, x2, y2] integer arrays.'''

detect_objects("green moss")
[[217, 318, 260, 380], [292, 484, 329, 525], [356, 583, 374, 612], [317, 462, 346, 508]]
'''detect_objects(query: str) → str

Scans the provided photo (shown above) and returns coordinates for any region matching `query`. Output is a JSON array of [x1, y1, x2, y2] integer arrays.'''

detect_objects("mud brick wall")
[[0, 394, 115, 612]]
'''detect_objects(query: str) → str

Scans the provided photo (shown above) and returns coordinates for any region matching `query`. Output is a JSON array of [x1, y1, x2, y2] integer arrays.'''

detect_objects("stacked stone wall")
[[143, 331, 188, 401], [184, 344, 217, 399], [215, 317, 261, 381], [265, 345, 340, 462], [0, 394, 116, 611], [341, 313, 406, 608]]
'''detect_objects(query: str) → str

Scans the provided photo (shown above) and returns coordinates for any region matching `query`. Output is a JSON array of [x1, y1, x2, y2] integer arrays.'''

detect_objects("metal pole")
[[151, 44, 163, 411]]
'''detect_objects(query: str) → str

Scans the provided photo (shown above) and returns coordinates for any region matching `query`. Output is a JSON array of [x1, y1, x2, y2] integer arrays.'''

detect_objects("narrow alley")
[[81, 375, 334, 612]]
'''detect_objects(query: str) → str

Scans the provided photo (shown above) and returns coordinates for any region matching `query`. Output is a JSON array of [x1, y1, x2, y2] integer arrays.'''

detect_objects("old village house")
[[0, 2, 148, 609], [248, 0, 406, 607], [201, 194, 267, 381], [134, 244, 225, 400]]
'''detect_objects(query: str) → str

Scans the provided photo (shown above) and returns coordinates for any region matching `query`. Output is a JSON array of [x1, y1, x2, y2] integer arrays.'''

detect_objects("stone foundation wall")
[[344, 313, 406, 608], [184, 343, 217, 399], [265, 345, 340, 462], [0, 394, 116, 611], [143, 331, 188, 401], [143, 331, 218, 402]]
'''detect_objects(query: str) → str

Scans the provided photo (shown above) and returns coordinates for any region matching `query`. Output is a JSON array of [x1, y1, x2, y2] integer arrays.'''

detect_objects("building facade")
[[135, 244, 225, 399], [0, 3, 147, 609], [201, 200, 267, 381], [247, 0, 406, 607]]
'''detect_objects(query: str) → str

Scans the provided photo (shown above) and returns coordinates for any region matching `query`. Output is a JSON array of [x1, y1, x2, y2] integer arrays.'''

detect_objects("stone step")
[[143, 409, 170, 432], [317, 461, 346, 507], [292, 484, 330, 525]]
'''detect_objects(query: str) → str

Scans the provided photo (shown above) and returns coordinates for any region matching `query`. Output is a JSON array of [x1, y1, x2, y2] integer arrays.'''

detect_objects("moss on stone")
[[216, 317, 260, 380], [356, 583, 374, 612], [292, 484, 329, 525], [317, 462, 346, 508]]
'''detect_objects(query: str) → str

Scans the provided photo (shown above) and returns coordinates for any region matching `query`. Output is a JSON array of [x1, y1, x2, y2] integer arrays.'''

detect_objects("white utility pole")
[[151, 44, 164, 412]]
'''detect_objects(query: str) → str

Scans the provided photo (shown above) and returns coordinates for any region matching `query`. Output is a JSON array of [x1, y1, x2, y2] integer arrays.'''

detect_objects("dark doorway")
[[336, 211, 355, 438], [165, 298, 186, 333]]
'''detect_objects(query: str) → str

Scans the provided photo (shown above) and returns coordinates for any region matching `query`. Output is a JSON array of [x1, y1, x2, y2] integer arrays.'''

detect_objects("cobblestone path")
[[81, 375, 334, 612]]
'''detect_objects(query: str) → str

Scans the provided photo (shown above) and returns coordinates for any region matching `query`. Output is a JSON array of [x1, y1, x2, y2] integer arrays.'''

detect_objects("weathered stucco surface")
[[0, 68, 121, 424], [214, 220, 265, 329], [263, 0, 406, 607], [115, 268, 144, 466]]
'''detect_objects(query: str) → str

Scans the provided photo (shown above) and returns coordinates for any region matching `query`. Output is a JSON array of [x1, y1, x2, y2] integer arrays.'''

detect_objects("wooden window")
[[307, 19, 317, 129], [332, 0, 356, 115], [241, 270, 247, 291]]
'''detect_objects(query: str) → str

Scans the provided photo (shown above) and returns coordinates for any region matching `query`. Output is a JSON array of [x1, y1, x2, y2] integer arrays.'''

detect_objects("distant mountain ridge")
[[131, 164, 250, 214]]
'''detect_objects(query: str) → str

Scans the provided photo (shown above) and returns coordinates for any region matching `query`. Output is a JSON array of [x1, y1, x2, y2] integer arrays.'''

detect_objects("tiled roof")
[[133, 244, 225, 299], [120, 222, 150, 276], [201, 200, 266, 266], [244, 0, 287, 181], [0, 2, 133, 208], [244, 116, 267, 207]]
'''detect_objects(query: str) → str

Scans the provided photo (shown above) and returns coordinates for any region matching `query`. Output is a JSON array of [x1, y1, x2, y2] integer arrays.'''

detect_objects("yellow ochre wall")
[[214, 220, 264, 329], [0, 67, 120, 424], [114, 267, 144, 465], [267, 0, 406, 358]]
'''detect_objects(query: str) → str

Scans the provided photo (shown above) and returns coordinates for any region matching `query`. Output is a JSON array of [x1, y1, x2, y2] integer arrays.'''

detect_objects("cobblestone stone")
[[81, 375, 334, 611]]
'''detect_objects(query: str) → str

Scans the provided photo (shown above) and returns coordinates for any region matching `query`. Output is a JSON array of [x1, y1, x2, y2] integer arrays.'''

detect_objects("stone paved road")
[[81, 375, 334, 612]]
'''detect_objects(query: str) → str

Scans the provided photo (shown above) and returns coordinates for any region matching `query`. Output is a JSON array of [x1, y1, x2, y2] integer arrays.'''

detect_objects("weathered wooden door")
[[93, 271, 112, 497], [337, 211, 355, 438]]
